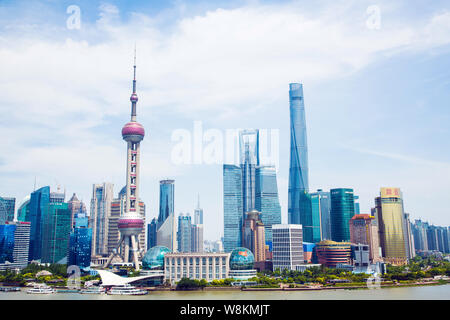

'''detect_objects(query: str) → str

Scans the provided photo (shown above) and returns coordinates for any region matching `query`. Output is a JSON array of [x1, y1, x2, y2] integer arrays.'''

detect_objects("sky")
[[0, 0, 449, 241]]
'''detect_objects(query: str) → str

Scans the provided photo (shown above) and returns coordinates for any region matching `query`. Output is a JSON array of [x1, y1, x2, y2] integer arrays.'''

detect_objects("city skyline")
[[1, 0, 450, 242]]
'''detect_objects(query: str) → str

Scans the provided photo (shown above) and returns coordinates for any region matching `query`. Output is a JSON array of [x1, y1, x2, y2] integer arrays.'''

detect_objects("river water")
[[0, 284, 449, 300]]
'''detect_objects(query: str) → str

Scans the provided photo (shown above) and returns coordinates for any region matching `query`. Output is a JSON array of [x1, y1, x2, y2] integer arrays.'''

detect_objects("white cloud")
[[1, 2, 450, 235]]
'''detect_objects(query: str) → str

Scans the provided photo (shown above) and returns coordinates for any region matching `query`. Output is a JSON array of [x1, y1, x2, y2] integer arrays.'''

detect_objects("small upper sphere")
[[130, 93, 138, 102], [122, 121, 145, 138]]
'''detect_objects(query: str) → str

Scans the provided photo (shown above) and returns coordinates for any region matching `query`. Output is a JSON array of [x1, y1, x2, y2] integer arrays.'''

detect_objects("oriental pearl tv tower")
[[106, 50, 145, 270]]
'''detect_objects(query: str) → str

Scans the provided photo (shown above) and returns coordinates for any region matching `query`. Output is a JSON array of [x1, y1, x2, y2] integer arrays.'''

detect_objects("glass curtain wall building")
[[0, 197, 15, 222], [255, 166, 281, 244], [17, 196, 31, 223], [158, 180, 175, 226], [157, 179, 177, 251], [223, 164, 243, 252], [373, 187, 407, 266], [310, 189, 331, 241], [28, 186, 50, 261], [239, 129, 259, 214], [288, 83, 313, 241], [0, 222, 31, 270], [177, 214, 192, 253], [330, 188, 355, 242], [41, 202, 71, 264], [147, 218, 157, 250], [69, 210, 92, 269]]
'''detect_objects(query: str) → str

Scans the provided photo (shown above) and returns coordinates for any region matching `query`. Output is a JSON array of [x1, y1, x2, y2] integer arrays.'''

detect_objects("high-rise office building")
[[373, 187, 407, 266], [108, 196, 122, 256], [403, 213, 415, 259], [157, 179, 176, 252], [68, 193, 86, 229], [90, 183, 114, 257], [28, 186, 50, 261], [240, 129, 259, 214], [0, 197, 15, 222], [255, 166, 281, 245], [223, 164, 243, 252], [242, 209, 266, 262], [50, 190, 65, 203], [288, 83, 312, 238], [147, 218, 158, 250], [412, 219, 429, 252], [191, 224, 203, 253], [17, 195, 31, 222], [194, 195, 203, 225], [310, 189, 331, 241], [41, 202, 71, 264], [349, 214, 382, 263], [330, 188, 355, 242], [354, 195, 360, 215], [0, 221, 30, 270], [177, 214, 192, 253], [69, 210, 92, 269], [272, 224, 304, 271]]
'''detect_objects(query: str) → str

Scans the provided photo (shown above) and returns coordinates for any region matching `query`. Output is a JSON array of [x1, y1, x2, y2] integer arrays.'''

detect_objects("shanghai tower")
[[288, 83, 313, 242]]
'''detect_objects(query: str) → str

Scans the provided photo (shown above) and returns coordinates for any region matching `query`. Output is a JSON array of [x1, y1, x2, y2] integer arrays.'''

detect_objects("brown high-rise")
[[349, 214, 382, 263], [242, 209, 266, 262]]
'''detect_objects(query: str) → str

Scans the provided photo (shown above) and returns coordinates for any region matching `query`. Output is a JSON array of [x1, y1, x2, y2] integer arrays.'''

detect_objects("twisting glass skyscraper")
[[288, 83, 313, 241]]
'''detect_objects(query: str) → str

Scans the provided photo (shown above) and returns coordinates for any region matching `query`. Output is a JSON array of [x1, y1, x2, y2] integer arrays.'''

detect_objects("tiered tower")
[[106, 51, 145, 270]]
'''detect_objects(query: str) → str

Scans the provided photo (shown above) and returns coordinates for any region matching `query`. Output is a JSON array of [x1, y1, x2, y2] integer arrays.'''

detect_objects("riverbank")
[[144, 279, 450, 292]]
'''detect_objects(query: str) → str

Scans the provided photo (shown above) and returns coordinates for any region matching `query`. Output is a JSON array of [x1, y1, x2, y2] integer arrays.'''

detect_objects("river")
[[0, 284, 449, 300]]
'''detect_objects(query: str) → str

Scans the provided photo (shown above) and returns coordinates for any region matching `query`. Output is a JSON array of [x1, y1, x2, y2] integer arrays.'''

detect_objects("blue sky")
[[0, 0, 449, 241]]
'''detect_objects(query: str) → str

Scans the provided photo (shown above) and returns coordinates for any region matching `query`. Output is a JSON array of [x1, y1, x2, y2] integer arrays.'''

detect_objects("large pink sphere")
[[122, 121, 145, 138]]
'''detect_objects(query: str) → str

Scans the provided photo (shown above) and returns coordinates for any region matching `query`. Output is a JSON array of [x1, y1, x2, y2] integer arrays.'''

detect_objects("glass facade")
[[41, 202, 71, 264], [255, 166, 281, 243], [147, 218, 157, 250], [223, 164, 243, 252], [17, 196, 31, 222], [310, 189, 331, 241], [158, 180, 174, 227], [330, 188, 355, 242], [177, 214, 192, 252], [288, 83, 312, 240], [69, 213, 92, 269], [374, 188, 407, 265], [239, 130, 259, 214], [309, 193, 324, 243], [0, 197, 15, 222], [142, 245, 170, 270], [0, 224, 16, 263], [28, 186, 50, 261], [229, 247, 254, 270]]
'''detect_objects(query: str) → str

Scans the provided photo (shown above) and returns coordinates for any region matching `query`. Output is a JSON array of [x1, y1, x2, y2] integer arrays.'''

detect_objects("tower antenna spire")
[[130, 44, 138, 121]]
